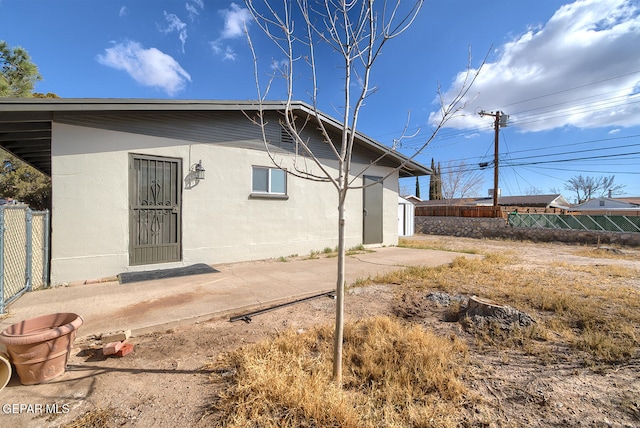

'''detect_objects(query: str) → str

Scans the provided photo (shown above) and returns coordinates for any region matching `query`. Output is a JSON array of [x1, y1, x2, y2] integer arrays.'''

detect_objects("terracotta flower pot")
[[0, 313, 83, 385], [0, 353, 11, 391]]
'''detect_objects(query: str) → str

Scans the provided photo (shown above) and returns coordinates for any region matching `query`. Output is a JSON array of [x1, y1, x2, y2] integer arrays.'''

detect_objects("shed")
[[398, 196, 415, 236]]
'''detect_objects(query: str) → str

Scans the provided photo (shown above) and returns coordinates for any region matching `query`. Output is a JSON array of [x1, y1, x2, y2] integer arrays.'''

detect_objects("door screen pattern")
[[129, 155, 182, 265]]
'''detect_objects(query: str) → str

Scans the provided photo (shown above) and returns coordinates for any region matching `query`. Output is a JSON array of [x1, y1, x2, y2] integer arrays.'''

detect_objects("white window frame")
[[250, 166, 289, 200]]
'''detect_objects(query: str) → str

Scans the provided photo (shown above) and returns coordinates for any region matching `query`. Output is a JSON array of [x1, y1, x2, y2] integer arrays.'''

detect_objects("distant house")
[[415, 197, 476, 207], [402, 195, 422, 204], [475, 194, 571, 209], [0, 98, 430, 284], [617, 197, 640, 205], [570, 197, 640, 214], [416, 194, 571, 210]]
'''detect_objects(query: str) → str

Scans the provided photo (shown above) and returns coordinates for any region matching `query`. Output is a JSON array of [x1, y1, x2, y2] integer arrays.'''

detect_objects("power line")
[[504, 150, 640, 167], [510, 98, 640, 129], [417, 133, 640, 174], [502, 140, 640, 163], [406, 110, 640, 169], [500, 70, 640, 110], [496, 134, 640, 157], [377, 71, 640, 148], [524, 165, 640, 175], [510, 89, 635, 118], [396, 73, 640, 196]]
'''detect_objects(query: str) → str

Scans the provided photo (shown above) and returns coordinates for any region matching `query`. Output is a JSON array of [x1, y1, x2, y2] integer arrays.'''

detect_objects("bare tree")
[[399, 182, 414, 197], [441, 160, 484, 201], [245, 0, 481, 386], [524, 186, 545, 196], [565, 174, 625, 204]]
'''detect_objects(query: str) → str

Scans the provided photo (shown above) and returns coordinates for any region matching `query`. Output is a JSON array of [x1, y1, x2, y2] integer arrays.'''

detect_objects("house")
[[0, 99, 430, 284], [474, 194, 571, 210], [416, 194, 571, 210], [570, 197, 640, 214], [416, 197, 477, 207], [401, 195, 422, 204]]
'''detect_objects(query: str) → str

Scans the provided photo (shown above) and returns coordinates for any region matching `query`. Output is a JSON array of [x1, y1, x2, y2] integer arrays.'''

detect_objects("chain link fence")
[[508, 213, 640, 233], [1, 205, 50, 313]]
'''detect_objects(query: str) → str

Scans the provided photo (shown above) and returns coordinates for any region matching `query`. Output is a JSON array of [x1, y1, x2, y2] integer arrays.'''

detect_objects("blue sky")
[[1, 0, 639, 201]]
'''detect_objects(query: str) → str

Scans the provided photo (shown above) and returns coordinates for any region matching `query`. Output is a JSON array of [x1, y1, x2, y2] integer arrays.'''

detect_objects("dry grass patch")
[[551, 261, 640, 281], [62, 408, 118, 428], [398, 237, 480, 254], [574, 246, 639, 260], [209, 316, 470, 427], [375, 250, 640, 365]]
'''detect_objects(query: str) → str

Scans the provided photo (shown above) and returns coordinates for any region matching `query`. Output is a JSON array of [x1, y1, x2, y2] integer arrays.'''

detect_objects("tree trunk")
[[333, 190, 347, 385]]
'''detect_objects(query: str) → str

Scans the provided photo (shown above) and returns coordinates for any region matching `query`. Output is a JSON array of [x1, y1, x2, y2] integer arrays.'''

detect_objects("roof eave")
[[0, 98, 431, 177]]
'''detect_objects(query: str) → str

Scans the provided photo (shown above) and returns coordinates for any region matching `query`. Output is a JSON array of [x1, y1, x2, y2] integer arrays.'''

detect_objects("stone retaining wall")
[[415, 216, 640, 247]]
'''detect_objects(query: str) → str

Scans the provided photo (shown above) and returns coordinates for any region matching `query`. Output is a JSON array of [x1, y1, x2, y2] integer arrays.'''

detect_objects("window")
[[251, 166, 288, 199]]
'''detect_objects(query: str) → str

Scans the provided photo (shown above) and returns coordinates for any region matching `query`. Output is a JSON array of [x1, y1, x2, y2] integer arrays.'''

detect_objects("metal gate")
[[129, 154, 182, 265], [0, 206, 50, 314]]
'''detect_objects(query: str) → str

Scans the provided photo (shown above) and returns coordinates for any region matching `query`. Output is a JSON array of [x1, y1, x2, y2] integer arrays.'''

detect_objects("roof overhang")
[[0, 98, 431, 178]]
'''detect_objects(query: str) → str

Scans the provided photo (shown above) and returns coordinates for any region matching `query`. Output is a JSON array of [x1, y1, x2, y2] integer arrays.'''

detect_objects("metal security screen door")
[[363, 175, 383, 245], [129, 154, 182, 265]]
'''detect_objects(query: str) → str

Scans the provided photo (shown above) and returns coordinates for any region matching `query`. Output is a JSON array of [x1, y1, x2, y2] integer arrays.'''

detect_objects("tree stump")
[[465, 296, 535, 328]]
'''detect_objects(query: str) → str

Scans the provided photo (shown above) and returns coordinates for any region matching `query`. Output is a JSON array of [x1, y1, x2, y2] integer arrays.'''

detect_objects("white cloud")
[[210, 41, 222, 55], [220, 3, 251, 39], [430, 0, 640, 133], [162, 11, 188, 53], [185, 4, 198, 20], [96, 41, 191, 96], [210, 41, 238, 61], [185, 0, 204, 21], [222, 46, 238, 61], [119, 6, 128, 17], [210, 3, 251, 60]]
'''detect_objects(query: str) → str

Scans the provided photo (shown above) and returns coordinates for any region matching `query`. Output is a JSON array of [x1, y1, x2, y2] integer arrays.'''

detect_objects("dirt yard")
[[2, 236, 640, 427]]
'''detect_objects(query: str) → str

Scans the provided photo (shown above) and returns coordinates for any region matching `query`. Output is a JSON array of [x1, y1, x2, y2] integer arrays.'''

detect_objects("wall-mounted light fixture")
[[193, 160, 205, 181]]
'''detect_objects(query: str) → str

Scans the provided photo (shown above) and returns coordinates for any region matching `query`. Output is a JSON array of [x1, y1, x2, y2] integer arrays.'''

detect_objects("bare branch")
[[347, 51, 488, 192], [441, 160, 484, 200], [348, 110, 420, 186], [243, 0, 479, 387]]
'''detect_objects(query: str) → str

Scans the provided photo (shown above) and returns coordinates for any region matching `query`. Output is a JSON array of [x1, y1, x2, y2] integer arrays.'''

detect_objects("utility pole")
[[479, 110, 508, 208]]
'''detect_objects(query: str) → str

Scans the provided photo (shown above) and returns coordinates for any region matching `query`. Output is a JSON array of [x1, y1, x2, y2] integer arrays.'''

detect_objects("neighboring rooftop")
[[415, 194, 571, 209], [570, 197, 640, 211]]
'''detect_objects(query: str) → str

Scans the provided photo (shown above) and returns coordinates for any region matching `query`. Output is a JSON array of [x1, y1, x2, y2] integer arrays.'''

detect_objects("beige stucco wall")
[[51, 123, 399, 284]]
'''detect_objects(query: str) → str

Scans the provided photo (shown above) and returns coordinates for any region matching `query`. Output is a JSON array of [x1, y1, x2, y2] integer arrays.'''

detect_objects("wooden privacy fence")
[[415, 205, 570, 219], [0, 205, 50, 314]]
